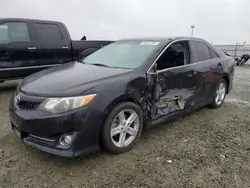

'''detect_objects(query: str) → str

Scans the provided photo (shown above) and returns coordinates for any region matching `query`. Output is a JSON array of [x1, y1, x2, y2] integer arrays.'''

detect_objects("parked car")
[[9, 37, 235, 157], [235, 54, 250, 66], [0, 18, 112, 82]]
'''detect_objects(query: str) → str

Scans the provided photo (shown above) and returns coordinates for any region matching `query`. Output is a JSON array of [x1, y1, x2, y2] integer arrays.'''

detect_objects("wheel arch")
[[104, 95, 143, 114], [222, 74, 230, 94], [98, 95, 147, 147]]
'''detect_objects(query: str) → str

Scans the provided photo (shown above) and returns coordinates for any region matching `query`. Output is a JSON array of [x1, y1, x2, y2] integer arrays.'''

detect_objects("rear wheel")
[[101, 102, 143, 154], [209, 79, 227, 109]]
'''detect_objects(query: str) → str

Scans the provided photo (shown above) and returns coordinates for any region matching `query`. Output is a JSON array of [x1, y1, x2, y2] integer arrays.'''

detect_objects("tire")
[[240, 60, 246, 66], [101, 102, 143, 154], [208, 79, 227, 109]]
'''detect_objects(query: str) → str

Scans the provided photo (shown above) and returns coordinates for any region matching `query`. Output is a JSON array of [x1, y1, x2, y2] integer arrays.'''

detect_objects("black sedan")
[[9, 37, 235, 157]]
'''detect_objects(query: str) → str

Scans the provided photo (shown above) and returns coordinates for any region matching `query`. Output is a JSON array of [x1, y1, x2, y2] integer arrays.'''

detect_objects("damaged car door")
[[188, 40, 222, 105], [148, 41, 199, 119]]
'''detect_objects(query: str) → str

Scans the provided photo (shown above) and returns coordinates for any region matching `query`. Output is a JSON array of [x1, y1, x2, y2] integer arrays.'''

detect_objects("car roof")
[[118, 37, 224, 57], [0, 18, 62, 24], [119, 37, 207, 43]]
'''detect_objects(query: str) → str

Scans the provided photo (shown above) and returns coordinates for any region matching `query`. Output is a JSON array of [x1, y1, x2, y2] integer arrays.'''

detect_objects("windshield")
[[82, 41, 160, 69]]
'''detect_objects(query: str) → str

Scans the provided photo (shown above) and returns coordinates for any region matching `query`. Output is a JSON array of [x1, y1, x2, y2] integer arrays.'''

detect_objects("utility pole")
[[234, 41, 239, 59], [191, 25, 195, 37]]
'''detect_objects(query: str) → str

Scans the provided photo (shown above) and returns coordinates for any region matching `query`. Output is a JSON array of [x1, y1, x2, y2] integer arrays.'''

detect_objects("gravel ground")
[[0, 67, 250, 188]]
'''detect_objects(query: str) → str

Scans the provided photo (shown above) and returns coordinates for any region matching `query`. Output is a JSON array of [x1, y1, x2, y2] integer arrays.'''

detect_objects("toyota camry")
[[9, 37, 235, 157]]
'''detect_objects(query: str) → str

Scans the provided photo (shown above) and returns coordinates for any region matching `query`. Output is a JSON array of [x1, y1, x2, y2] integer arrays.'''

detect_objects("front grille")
[[18, 101, 41, 110]]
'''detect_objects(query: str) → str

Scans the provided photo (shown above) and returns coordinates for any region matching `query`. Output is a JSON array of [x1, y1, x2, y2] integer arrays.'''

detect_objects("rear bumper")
[[9, 95, 107, 157]]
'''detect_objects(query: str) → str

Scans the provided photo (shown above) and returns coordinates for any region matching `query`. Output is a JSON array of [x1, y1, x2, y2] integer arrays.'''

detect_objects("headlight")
[[39, 94, 96, 114]]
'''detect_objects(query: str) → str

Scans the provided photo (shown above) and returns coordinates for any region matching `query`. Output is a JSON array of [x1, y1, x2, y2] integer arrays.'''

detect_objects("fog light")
[[59, 135, 73, 147]]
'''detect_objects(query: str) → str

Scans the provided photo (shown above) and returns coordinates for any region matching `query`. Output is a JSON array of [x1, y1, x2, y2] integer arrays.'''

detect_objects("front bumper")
[[9, 94, 106, 157]]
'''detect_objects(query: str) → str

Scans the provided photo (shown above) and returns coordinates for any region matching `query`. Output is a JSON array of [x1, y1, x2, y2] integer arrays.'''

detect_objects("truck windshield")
[[82, 41, 160, 69]]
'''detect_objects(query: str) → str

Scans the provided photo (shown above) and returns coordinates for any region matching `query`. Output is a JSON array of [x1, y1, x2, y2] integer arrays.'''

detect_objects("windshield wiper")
[[91, 63, 110, 67], [77, 61, 111, 68]]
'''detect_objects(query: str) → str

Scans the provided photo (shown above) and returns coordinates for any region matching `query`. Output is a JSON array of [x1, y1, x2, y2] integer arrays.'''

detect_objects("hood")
[[20, 62, 132, 96]]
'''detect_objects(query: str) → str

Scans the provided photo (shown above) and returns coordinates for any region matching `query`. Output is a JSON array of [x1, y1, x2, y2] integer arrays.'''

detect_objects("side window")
[[0, 22, 30, 44], [209, 48, 219, 59], [35, 23, 63, 40], [156, 42, 188, 70], [190, 41, 211, 63]]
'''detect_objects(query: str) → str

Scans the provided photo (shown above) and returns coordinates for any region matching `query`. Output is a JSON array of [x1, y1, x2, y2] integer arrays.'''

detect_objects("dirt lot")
[[0, 67, 250, 188]]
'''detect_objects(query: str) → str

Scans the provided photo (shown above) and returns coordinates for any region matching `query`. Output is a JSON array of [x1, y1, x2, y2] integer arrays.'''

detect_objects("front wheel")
[[101, 102, 143, 154], [209, 79, 227, 109]]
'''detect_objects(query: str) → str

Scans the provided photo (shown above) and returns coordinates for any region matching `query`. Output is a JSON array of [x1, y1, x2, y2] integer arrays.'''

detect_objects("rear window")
[[210, 49, 219, 59], [0, 22, 30, 44], [190, 41, 211, 63], [35, 23, 63, 40]]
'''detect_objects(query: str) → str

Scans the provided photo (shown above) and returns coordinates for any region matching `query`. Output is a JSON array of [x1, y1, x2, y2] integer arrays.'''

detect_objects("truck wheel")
[[209, 79, 227, 109], [101, 102, 143, 154]]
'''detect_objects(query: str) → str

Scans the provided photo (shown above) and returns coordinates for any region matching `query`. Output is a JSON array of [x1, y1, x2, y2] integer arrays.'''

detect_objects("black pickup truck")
[[0, 18, 112, 81]]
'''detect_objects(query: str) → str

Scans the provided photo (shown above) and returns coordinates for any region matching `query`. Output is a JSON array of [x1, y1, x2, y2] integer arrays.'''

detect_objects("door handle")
[[217, 63, 222, 67], [187, 70, 196, 77], [28, 46, 36, 50], [62, 46, 69, 49]]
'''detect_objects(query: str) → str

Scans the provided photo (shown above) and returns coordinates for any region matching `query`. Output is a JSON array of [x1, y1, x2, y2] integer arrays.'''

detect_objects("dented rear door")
[[188, 40, 222, 105]]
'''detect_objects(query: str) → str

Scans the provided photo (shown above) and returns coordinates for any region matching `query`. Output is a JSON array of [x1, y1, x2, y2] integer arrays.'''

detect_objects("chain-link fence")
[[215, 45, 250, 59]]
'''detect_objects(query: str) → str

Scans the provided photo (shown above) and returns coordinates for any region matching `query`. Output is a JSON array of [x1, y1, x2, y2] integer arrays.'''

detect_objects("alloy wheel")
[[110, 109, 140, 148], [215, 82, 226, 105]]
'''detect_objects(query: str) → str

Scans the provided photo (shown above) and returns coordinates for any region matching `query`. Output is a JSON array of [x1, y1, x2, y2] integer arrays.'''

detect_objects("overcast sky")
[[1, 0, 249, 44]]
